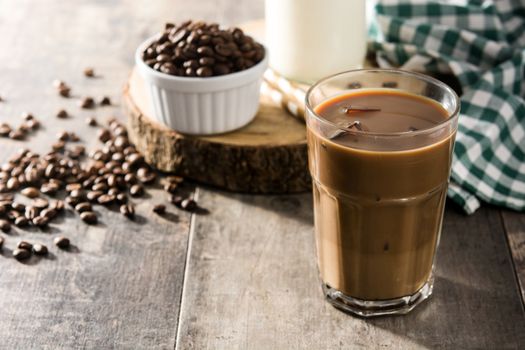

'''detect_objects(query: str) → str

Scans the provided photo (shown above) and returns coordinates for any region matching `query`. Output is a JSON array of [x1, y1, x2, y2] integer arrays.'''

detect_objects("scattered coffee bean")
[[33, 216, 49, 228], [137, 167, 156, 184], [171, 195, 183, 206], [59, 86, 71, 97], [21, 187, 40, 198], [13, 248, 31, 261], [54, 236, 70, 249], [86, 190, 103, 202], [32, 198, 49, 209], [75, 202, 92, 213], [86, 117, 98, 126], [0, 219, 11, 233], [66, 183, 82, 192], [83, 67, 95, 77], [40, 208, 57, 220], [33, 244, 48, 256], [56, 109, 68, 119], [99, 96, 111, 106], [163, 182, 178, 193], [0, 123, 12, 136], [49, 200, 65, 212], [11, 202, 25, 211], [98, 128, 111, 142], [97, 194, 114, 205], [79, 97, 95, 109], [129, 184, 144, 197], [153, 204, 166, 215], [80, 211, 97, 225], [14, 216, 29, 227], [120, 203, 135, 219], [25, 206, 38, 221], [17, 240, 32, 250], [9, 130, 24, 140], [180, 198, 197, 211]]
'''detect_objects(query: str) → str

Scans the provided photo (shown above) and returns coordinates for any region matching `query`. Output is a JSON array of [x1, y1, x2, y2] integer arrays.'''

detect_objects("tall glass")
[[305, 69, 460, 317]]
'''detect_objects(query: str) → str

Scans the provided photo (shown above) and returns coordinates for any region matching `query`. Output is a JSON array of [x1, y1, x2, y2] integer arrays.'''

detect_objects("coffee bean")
[[83, 67, 95, 77], [7, 177, 19, 190], [86, 190, 103, 202], [164, 182, 178, 193], [130, 184, 144, 197], [79, 97, 95, 109], [11, 202, 25, 212], [180, 198, 197, 211], [116, 193, 127, 204], [0, 123, 12, 136], [171, 195, 183, 206], [86, 117, 98, 126], [54, 236, 70, 249], [66, 183, 82, 192], [199, 57, 215, 66], [41, 182, 59, 195], [75, 202, 92, 213], [137, 167, 156, 184], [40, 208, 57, 220], [97, 194, 115, 205], [196, 66, 213, 77], [25, 206, 38, 220], [9, 130, 24, 140], [0, 219, 10, 232], [32, 216, 49, 228], [49, 200, 65, 212], [92, 182, 108, 192], [32, 198, 49, 209], [99, 96, 111, 106], [153, 204, 166, 215], [19, 187, 39, 199], [56, 109, 68, 119], [197, 46, 214, 57], [0, 236, 3, 249], [59, 86, 71, 97], [13, 248, 31, 261], [57, 131, 69, 141], [33, 244, 48, 256], [120, 203, 135, 219], [80, 211, 97, 225], [17, 240, 32, 250], [14, 216, 29, 227], [6, 208, 18, 218], [52, 141, 66, 152], [98, 129, 111, 142], [65, 196, 81, 207]]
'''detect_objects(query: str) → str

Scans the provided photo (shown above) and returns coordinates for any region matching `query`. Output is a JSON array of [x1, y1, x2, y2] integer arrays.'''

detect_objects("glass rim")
[[305, 68, 461, 138]]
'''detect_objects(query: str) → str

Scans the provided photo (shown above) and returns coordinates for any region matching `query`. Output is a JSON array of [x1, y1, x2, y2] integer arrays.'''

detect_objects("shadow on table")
[[363, 275, 522, 349]]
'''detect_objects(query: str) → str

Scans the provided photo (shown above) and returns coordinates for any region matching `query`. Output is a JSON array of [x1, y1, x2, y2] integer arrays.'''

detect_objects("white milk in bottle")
[[265, 0, 367, 83]]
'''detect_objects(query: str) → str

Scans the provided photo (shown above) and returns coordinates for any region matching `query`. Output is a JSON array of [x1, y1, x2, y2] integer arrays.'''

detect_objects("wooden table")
[[0, 1, 523, 349]]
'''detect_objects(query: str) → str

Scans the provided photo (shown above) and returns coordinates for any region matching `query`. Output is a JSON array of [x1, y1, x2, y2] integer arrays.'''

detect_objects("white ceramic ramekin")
[[135, 36, 268, 135]]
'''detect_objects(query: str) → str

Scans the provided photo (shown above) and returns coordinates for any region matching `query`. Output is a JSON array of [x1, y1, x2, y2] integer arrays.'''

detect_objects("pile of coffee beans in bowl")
[[141, 21, 265, 77]]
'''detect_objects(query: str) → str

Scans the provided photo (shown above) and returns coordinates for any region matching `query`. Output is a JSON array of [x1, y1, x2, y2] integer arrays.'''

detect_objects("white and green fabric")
[[370, 0, 525, 214]]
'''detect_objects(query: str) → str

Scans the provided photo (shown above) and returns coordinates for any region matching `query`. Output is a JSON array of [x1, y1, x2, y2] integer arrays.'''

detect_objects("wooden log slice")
[[123, 69, 310, 193]]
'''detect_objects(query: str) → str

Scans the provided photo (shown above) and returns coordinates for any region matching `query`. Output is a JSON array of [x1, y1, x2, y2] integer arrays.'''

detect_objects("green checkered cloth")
[[369, 0, 525, 214]]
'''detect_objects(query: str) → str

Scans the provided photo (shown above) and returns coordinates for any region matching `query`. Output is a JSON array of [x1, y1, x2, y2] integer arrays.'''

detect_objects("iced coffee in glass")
[[305, 69, 460, 317]]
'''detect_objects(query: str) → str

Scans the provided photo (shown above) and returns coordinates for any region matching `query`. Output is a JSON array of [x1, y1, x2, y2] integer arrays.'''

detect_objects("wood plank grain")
[[176, 190, 525, 349], [501, 210, 525, 307]]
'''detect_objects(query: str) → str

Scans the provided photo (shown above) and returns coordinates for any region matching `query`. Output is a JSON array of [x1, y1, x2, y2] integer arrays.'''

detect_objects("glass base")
[[322, 275, 434, 318]]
